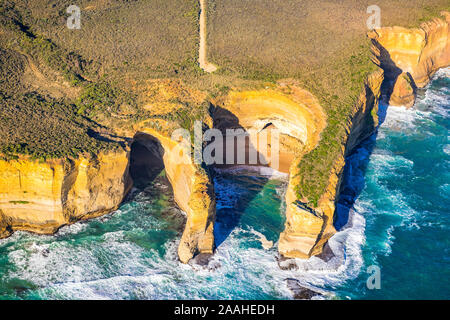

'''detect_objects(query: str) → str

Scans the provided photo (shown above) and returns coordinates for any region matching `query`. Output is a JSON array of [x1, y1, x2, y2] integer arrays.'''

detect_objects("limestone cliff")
[[132, 125, 215, 264], [369, 12, 450, 106], [211, 83, 326, 173], [210, 82, 345, 259], [279, 70, 384, 258], [287, 12, 450, 259], [0, 149, 132, 235], [0, 13, 448, 266], [279, 12, 449, 259]]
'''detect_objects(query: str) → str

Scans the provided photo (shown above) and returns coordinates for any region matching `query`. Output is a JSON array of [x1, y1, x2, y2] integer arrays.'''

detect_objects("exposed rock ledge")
[[280, 11, 449, 259], [369, 12, 450, 107], [0, 151, 132, 237], [0, 13, 448, 263]]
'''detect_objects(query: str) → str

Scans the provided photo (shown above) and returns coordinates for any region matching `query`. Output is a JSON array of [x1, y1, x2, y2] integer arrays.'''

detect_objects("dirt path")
[[198, 0, 217, 73], [23, 54, 80, 99]]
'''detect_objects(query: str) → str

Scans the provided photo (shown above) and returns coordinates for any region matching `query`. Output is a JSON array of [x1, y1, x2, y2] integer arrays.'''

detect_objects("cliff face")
[[133, 126, 215, 264], [369, 12, 450, 105], [0, 126, 215, 264], [279, 70, 384, 258], [212, 83, 326, 173], [210, 83, 332, 259], [0, 150, 132, 235], [279, 12, 449, 259], [285, 12, 450, 259], [0, 14, 447, 265]]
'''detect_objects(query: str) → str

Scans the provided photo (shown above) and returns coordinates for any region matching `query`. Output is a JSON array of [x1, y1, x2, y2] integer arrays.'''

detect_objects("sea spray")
[[0, 69, 448, 299]]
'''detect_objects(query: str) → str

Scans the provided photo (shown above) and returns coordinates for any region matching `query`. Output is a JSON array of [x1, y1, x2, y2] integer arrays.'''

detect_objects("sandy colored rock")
[[212, 83, 334, 258], [279, 69, 385, 259], [212, 83, 326, 173], [389, 72, 416, 108], [369, 11, 450, 105], [0, 149, 132, 235], [1, 13, 448, 265], [135, 126, 215, 264], [199, 0, 217, 73]]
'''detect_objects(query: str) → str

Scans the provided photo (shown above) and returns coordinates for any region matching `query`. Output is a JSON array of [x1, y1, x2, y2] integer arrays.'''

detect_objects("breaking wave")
[[0, 68, 448, 300]]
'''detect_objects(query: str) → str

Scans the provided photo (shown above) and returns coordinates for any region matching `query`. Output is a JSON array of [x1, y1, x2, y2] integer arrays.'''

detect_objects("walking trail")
[[198, 0, 217, 73]]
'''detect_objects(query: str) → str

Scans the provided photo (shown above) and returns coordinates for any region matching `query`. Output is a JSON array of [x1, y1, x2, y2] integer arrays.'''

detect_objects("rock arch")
[[131, 127, 215, 263], [210, 85, 330, 259]]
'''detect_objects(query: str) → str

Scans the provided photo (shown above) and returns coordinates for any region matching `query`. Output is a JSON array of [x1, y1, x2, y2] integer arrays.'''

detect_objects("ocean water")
[[0, 68, 448, 300], [334, 68, 450, 299]]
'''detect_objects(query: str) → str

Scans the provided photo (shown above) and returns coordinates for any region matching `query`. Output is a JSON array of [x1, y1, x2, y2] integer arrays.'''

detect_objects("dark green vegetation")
[[0, 0, 205, 160], [0, 0, 448, 205], [0, 0, 139, 160], [207, 0, 449, 206], [0, 89, 121, 160], [0, 44, 106, 160]]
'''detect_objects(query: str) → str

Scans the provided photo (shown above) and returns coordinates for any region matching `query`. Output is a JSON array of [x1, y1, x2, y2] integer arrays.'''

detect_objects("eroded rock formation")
[[369, 12, 450, 106], [132, 126, 215, 264], [0, 13, 448, 265], [279, 70, 384, 259], [211, 83, 333, 258], [0, 150, 132, 235], [211, 84, 326, 173]]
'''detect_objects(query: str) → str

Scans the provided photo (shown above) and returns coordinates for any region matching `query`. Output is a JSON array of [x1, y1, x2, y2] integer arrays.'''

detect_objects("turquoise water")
[[334, 68, 450, 299], [0, 69, 448, 299]]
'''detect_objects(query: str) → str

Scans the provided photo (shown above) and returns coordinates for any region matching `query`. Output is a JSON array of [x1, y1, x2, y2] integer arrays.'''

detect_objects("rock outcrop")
[[388, 72, 416, 107], [369, 12, 450, 106], [0, 125, 215, 264], [132, 126, 215, 264], [0, 149, 132, 235], [0, 13, 448, 265], [211, 84, 326, 173], [279, 70, 384, 259], [279, 11, 449, 259], [211, 83, 334, 259]]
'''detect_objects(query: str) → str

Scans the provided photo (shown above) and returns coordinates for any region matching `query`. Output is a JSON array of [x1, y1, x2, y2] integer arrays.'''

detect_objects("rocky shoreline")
[[0, 12, 449, 264]]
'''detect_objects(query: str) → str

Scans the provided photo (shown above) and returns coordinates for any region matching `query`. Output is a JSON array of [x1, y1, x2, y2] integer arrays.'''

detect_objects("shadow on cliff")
[[209, 105, 275, 248], [333, 38, 414, 230], [371, 40, 403, 104], [129, 132, 165, 189], [333, 89, 391, 230]]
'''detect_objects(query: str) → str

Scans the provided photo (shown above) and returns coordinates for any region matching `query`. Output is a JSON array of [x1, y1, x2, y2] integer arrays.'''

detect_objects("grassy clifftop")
[[207, 0, 449, 206], [0, 0, 448, 204]]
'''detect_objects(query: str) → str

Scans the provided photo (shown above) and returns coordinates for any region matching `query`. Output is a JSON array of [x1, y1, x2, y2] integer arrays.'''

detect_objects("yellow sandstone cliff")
[[0, 14, 448, 265], [211, 83, 332, 258], [132, 125, 215, 264], [211, 84, 326, 173], [282, 11, 450, 259], [369, 12, 450, 106], [0, 150, 132, 236], [278, 70, 384, 259]]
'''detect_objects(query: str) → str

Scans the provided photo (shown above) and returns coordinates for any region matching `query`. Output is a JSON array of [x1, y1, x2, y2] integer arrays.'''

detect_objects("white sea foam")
[[213, 165, 289, 179], [248, 228, 273, 249], [444, 145, 450, 155], [381, 105, 431, 131], [2, 69, 448, 300]]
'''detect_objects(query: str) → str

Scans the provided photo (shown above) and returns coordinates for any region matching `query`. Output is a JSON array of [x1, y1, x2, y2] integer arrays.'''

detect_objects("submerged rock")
[[189, 253, 221, 271], [276, 255, 299, 271], [286, 279, 323, 300]]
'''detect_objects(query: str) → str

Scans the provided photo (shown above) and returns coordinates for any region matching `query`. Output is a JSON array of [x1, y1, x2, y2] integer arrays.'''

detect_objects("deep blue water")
[[0, 68, 448, 300], [334, 68, 450, 299]]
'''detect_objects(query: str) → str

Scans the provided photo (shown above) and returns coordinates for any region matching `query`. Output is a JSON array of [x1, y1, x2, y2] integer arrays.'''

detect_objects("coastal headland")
[[0, 1, 449, 263]]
